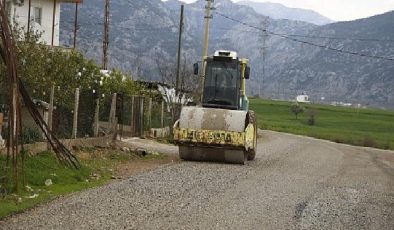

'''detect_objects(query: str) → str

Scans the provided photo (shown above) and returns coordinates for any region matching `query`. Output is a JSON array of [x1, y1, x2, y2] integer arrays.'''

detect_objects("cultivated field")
[[250, 98, 394, 150]]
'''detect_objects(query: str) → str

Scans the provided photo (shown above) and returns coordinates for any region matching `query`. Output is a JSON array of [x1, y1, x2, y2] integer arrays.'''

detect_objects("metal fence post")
[[93, 96, 100, 137], [161, 101, 164, 128], [148, 97, 152, 129], [140, 97, 144, 137], [0, 112, 3, 137], [130, 96, 134, 133], [109, 93, 117, 136], [72, 88, 80, 139], [47, 85, 55, 149]]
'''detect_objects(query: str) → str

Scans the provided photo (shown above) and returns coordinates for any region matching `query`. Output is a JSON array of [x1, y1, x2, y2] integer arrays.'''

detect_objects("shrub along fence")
[[0, 88, 174, 150]]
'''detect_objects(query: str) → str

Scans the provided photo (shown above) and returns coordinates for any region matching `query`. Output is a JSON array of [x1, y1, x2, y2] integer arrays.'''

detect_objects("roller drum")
[[179, 145, 247, 164], [179, 107, 247, 132], [177, 107, 249, 164]]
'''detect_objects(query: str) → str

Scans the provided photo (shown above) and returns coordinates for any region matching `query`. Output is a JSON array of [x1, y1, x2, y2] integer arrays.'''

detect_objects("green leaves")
[[1, 28, 143, 111], [290, 103, 304, 119]]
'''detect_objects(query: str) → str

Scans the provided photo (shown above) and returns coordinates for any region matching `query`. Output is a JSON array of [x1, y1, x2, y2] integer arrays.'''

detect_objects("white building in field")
[[5, 0, 81, 46], [296, 92, 310, 103]]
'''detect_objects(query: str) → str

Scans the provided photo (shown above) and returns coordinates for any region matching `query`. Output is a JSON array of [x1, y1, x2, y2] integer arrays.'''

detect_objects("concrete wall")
[[22, 106, 47, 134], [296, 95, 310, 103], [0, 137, 112, 155]]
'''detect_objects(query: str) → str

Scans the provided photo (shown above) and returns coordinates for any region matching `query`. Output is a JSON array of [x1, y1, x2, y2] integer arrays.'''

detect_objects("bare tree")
[[154, 51, 198, 104], [154, 51, 176, 87], [179, 52, 199, 103], [154, 50, 198, 122]]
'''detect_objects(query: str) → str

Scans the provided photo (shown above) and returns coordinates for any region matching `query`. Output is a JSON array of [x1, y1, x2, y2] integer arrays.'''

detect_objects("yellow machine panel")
[[174, 125, 255, 150], [174, 128, 245, 147]]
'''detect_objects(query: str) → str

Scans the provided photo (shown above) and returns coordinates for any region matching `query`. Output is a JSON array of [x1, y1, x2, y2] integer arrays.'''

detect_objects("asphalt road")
[[1, 130, 393, 229]]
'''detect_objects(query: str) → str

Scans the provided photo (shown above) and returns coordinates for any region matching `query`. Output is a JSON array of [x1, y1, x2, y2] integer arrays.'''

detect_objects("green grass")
[[0, 150, 165, 219], [250, 98, 394, 150]]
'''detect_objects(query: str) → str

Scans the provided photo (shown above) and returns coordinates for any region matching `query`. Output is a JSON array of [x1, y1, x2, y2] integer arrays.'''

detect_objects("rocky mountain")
[[60, 0, 394, 108], [271, 12, 394, 108], [237, 1, 334, 25], [60, 0, 316, 83], [61, 0, 180, 78]]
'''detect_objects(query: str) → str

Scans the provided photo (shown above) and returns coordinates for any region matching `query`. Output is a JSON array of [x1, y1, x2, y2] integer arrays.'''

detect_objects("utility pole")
[[27, 0, 32, 37], [102, 0, 110, 70], [259, 18, 269, 97], [73, 2, 79, 49], [199, 0, 214, 102], [51, 0, 57, 47], [175, 4, 184, 100]]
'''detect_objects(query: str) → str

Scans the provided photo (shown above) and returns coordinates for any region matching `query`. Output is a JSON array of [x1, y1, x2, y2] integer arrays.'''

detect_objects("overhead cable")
[[215, 11, 394, 62]]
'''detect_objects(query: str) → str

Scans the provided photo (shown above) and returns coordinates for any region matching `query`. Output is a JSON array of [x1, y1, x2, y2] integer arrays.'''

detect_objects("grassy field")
[[250, 98, 394, 150], [0, 149, 169, 219]]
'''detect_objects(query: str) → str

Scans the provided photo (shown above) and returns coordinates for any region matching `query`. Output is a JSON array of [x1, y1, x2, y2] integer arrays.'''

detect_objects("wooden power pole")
[[73, 2, 79, 49], [51, 0, 57, 47], [27, 0, 32, 37], [175, 4, 184, 99], [200, 0, 214, 102], [102, 0, 110, 70], [259, 19, 269, 97]]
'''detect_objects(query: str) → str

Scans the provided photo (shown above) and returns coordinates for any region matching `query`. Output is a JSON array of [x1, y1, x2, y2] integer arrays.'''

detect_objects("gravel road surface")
[[1, 130, 393, 229]]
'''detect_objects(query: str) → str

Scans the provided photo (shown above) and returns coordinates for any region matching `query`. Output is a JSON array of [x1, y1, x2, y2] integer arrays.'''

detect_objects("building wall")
[[296, 95, 310, 103], [7, 0, 60, 46]]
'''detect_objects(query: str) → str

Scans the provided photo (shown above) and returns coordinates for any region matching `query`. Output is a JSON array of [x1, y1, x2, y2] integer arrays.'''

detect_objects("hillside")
[[60, 0, 394, 109], [237, 0, 334, 25], [271, 12, 394, 108], [60, 0, 316, 83]]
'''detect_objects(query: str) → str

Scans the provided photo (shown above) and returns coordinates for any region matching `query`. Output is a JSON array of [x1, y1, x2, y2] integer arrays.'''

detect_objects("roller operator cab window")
[[203, 60, 240, 109]]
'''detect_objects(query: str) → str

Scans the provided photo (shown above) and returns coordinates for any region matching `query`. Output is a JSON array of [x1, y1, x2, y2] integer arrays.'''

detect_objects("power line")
[[211, 26, 394, 43], [285, 34, 394, 43], [61, 18, 394, 44], [65, 21, 394, 44], [215, 11, 394, 62]]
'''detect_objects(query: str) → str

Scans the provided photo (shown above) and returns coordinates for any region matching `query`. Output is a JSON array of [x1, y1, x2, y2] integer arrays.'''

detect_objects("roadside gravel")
[[1, 130, 393, 229]]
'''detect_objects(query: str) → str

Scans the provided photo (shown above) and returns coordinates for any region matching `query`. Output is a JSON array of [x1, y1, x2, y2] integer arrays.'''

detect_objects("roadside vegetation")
[[250, 98, 394, 150], [0, 149, 172, 219], [0, 26, 148, 109], [0, 25, 172, 219]]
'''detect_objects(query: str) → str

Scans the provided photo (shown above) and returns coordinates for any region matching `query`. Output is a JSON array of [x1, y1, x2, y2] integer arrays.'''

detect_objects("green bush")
[[21, 127, 42, 144], [290, 103, 304, 119], [0, 26, 144, 114], [307, 108, 317, 126]]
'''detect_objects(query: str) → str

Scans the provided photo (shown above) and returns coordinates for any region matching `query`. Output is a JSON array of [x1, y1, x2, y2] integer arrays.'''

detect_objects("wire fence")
[[0, 88, 175, 150]]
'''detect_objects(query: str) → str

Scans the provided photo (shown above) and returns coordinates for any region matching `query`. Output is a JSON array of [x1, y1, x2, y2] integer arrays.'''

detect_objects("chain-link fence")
[[116, 94, 174, 138], [0, 87, 176, 153], [0, 80, 185, 197]]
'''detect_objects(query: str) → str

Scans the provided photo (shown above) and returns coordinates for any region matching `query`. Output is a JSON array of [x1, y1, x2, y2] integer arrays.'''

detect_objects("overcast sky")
[[174, 0, 394, 21]]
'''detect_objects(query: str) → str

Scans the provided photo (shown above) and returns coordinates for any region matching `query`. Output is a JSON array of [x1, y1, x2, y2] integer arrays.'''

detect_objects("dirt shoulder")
[[0, 137, 180, 220], [111, 137, 180, 178]]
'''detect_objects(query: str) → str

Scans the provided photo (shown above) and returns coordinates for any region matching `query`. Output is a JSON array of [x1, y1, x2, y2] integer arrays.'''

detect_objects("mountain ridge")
[[60, 0, 394, 108], [235, 0, 334, 25]]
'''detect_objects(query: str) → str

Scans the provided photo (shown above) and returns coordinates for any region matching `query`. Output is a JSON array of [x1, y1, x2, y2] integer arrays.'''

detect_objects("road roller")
[[173, 50, 257, 164]]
